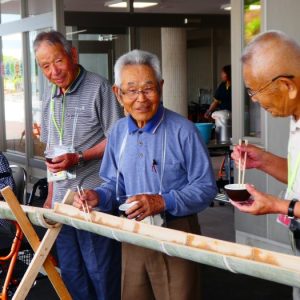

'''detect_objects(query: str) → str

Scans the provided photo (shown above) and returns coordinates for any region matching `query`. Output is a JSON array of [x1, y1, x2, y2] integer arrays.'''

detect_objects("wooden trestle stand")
[[2, 186, 300, 294], [1, 187, 72, 300]]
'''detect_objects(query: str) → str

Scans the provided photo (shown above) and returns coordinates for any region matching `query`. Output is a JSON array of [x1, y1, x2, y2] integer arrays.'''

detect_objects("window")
[[3, 33, 25, 153]]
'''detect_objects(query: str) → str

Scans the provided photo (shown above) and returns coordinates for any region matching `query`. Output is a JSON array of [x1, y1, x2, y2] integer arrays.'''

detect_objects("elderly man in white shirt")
[[231, 30, 300, 300]]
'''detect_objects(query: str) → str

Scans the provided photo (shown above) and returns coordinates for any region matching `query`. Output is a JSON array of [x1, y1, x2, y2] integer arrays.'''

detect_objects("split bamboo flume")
[[1, 189, 300, 288]]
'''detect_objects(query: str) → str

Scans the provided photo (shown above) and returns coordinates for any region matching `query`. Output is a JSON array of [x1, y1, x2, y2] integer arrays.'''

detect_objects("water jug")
[[211, 110, 231, 144]]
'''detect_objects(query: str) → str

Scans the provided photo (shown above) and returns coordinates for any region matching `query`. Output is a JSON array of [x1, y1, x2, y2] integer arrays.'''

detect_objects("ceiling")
[[63, 0, 231, 15], [0, 0, 231, 16]]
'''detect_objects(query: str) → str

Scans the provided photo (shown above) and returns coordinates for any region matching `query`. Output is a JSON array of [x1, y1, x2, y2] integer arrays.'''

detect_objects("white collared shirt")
[[287, 117, 300, 199]]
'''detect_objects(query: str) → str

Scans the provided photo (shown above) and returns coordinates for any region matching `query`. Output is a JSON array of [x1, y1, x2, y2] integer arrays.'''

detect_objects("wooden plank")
[[1, 187, 72, 300], [13, 227, 61, 299], [12, 190, 75, 300]]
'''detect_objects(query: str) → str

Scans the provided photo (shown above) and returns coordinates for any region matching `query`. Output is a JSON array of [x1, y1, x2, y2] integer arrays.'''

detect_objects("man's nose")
[[50, 64, 60, 75], [136, 90, 147, 101]]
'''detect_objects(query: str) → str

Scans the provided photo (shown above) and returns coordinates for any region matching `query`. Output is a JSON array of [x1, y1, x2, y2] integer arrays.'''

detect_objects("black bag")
[[290, 219, 300, 250]]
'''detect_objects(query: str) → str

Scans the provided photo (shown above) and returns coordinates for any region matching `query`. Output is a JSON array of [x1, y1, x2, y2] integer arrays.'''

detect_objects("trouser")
[[289, 220, 300, 300], [121, 214, 202, 300], [56, 225, 121, 300]]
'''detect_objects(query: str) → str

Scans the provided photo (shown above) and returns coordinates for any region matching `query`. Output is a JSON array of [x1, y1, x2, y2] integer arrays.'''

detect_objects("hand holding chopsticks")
[[76, 185, 92, 222], [238, 139, 248, 186]]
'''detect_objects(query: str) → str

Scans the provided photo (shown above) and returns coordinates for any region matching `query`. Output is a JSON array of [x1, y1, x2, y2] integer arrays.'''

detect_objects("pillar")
[[161, 28, 188, 117]]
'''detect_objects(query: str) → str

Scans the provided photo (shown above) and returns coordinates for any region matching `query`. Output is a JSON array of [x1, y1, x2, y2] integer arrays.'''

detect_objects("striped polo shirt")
[[41, 65, 123, 205]]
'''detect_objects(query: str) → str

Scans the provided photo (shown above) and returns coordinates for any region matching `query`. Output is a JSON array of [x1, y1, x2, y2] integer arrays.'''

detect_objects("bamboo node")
[[160, 241, 172, 256], [111, 229, 121, 242], [222, 256, 238, 274]]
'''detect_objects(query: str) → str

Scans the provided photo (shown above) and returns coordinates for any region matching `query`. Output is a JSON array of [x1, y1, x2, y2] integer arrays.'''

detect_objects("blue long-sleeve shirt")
[[95, 105, 217, 217]]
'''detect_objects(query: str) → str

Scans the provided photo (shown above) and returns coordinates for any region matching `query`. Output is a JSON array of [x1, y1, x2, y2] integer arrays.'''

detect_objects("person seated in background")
[[205, 65, 232, 118], [0, 152, 16, 197], [0, 152, 16, 234], [74, 49, 217, 300]]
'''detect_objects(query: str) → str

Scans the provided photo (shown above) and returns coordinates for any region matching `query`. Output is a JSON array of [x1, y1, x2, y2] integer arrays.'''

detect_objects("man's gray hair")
[[114, 49, 162, 87], [242, 30, 300, 65], [33, 30, 72, 57]]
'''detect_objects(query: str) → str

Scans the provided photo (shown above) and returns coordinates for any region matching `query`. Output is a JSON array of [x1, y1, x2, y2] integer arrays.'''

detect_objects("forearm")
[[81, 139, 107, 162], [47, 182, 53, 199], [259, 152, 287, 183], [274, 198, 300, 219], [207, 99, 220, 113]]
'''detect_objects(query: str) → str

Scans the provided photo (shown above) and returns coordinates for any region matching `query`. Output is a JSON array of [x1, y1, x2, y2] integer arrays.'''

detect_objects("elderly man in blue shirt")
[[74, 49, 217, 300]]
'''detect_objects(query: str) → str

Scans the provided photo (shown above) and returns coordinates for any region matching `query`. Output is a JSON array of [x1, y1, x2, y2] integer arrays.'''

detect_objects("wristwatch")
[[77, 151, 85, 166], [288, 198, 299, 219]]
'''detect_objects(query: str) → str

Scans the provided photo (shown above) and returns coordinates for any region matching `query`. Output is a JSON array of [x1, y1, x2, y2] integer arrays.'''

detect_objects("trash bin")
[[195, 123, 214, 144], [211, 110, 231, 144]]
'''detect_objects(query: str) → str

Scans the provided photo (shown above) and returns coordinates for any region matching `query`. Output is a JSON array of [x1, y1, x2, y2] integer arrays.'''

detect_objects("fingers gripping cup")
[[117, 195, 137, 217], [45, 149, 56, 163], [224, 184, 251, 202], [119, 201, 138, 217]]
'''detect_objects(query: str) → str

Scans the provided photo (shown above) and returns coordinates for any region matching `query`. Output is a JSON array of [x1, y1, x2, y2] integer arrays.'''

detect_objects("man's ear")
[[112, 85, 124, 106], [280, 77, 297, 99]]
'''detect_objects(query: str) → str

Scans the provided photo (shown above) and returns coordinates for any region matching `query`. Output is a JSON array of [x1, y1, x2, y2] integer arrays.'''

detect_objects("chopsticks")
[[238, 139, 248, 186], [77, 185, 92, 222]]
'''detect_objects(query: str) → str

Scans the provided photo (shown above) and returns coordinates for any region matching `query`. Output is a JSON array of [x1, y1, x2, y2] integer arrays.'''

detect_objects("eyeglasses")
[[120, 87, 157, 100], [246, 75, 294, 98]]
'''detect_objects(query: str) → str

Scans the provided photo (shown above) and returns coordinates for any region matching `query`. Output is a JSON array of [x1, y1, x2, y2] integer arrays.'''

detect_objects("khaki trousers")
[[121, 215, 202, 300]]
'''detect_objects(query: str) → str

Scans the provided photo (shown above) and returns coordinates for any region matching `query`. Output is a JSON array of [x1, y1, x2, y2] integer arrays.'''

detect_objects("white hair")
[[114, 49, 162, 87], [242, 30, 300, 65]]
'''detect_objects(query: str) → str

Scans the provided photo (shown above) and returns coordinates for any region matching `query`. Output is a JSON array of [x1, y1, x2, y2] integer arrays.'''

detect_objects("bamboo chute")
[[1, 186, 300, 289]]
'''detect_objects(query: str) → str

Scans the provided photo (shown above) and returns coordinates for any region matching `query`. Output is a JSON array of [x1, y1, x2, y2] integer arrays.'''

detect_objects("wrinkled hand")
[[73, 189, 99, 210], [230, 184, 281, 215], [125, 194, 165, 221], [43, 196, 52, 209], [46, 153, 79, 173], [231, 143, 266, 170]]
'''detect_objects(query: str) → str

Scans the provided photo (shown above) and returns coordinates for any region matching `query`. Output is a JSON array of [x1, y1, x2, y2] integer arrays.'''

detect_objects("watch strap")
[[77, 151, 84, 166], [288, 198, 298, 219]]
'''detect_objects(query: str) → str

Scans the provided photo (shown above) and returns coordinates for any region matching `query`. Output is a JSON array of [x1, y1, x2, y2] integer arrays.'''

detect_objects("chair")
[[0, 165, 27, 300], [9, 165, 27, 205]]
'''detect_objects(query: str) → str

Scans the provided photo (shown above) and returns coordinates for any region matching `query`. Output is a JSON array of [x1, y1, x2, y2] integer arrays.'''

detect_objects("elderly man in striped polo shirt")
[[74, 49, 217, 299], [34, 30, 123, 300]]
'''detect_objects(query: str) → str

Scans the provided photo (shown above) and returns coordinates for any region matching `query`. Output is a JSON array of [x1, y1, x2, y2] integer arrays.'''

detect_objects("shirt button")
[[139, 141, 143, 146], [138, 153, 143, 158]]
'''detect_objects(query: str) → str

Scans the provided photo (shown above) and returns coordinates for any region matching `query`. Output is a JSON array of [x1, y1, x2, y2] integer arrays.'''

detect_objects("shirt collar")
[[290, 116, 300, 132], [127, 104, 165, 134], [52, 65, 85, 98]]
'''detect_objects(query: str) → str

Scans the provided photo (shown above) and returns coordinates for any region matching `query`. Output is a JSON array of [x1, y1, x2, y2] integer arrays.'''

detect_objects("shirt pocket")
[[162, 162, 185, 189]]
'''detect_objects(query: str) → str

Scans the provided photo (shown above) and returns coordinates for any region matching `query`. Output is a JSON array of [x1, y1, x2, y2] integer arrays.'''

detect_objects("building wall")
[[187, 28, 231, 106]]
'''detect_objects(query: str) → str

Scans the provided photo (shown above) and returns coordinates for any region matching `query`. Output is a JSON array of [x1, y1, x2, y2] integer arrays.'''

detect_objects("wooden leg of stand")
[[1, 187, 72, 300]]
